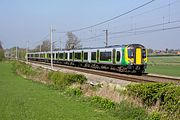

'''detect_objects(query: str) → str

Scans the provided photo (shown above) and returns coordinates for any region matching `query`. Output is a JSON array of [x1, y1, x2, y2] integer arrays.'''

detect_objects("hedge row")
[[126, 83, 180, 118], [12, 61, 36, 76]]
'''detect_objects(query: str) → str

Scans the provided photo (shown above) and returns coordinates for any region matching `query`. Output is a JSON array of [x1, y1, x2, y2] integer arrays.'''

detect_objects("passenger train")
[[27, 44, 147, 73]]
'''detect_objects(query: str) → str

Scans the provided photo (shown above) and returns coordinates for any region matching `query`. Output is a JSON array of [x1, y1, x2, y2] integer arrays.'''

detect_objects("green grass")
[[0, 63, 119, 120], [148, 56, 180, 65], [147, 56, 180, 77], [0, 62, 148, 120]]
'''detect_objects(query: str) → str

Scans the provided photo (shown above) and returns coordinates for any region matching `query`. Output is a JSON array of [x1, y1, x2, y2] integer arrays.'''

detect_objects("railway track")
[[144, 74, 180, 83], [27, 60, 180, 84]]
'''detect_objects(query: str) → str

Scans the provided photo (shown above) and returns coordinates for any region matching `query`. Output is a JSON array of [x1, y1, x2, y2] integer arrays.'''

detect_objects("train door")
[[135, 48, 142, 65], [82, 51, 84, 62], [112, 49, 116, 64]]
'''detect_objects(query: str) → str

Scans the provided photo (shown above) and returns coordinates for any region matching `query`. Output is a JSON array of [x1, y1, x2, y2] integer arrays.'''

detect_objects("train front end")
[[124, 44, 147, 73]]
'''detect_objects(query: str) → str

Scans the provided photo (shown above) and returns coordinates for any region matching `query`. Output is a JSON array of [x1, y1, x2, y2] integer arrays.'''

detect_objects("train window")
[[91, 52, 96, 61], [65, 53, 68, 59], [40, 54, 44, 58], [59, 53, 64, 59], [56, 53, 58, 58], [100, 52, 111, 61], [35, 54, 39, 57], [53, 53, 55, 58], [69, 53, 73, 59], [128, 49, 134, 58], [142, 49, 146, 58], [47, 53, 51, 58], [75, 52, 81, 60], [84, 52, 88, 60], [116, 51, 120, 62]]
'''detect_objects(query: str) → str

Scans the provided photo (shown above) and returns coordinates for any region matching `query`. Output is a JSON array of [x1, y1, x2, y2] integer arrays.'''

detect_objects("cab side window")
[[142, 49, 146, 58], [128, 49, 134, 58]]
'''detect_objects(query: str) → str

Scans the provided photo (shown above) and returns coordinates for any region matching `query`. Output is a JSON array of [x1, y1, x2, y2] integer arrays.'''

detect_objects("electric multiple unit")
[[27, 44, 147, 73]]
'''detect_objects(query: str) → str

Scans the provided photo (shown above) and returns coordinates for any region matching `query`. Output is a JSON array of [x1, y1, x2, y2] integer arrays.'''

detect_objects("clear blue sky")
[[0, 0, 180, 50]]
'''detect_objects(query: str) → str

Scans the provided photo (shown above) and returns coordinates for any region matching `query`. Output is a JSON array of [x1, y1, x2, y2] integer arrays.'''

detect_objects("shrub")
[[48, 72, 87, 88], [48, 72, 68, 88], [65, 88, 82, 96], [114, 101, 147, 120], [66, 74, 87, 84], [91, 96, 115, 109], [149, 111, 161, 120], [126, 83, 180, 119]]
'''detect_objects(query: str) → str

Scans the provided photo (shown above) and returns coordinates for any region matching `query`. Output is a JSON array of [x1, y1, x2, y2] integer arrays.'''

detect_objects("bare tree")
[[65, 32, 82, 50], [35, 40, 53, 52]]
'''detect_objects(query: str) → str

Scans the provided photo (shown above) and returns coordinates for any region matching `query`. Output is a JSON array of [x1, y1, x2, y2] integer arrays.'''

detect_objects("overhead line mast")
[[103, 30, 108, 47], [26, 40, 29, 62], [50, 25, 53, 69]]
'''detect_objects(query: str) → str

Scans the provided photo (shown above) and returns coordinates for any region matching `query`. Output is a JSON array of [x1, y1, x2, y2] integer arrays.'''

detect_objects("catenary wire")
[[55, 0, 156, 33]]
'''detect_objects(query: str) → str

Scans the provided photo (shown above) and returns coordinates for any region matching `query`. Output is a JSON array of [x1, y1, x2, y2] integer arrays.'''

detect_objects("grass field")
[[0, 62, 148, 120], [147, 56, 180, 77]]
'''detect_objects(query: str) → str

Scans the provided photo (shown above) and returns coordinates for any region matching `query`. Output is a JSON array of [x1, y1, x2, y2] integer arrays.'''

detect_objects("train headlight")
[[142, 59, 147, 64], [128, 60, 134, 65]]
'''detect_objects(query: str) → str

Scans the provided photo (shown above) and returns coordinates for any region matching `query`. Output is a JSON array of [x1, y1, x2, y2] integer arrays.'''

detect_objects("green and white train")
[[27, 44, 148, 73]]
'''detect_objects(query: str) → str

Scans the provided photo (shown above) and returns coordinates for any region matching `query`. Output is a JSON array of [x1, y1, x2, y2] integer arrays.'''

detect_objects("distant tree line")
[[5, 47, 26, 60], [148, 48, 180, 55]]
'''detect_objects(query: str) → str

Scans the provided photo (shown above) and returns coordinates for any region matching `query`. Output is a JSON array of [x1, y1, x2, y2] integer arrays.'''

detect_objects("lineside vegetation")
[[127, 83, 180, 119], [10, 61, 180, 120]]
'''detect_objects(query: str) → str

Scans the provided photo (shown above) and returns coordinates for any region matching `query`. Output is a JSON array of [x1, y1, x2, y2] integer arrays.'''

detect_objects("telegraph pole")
[[60, 37, 62, 50], [40, 44, 41, 52], [103, 29, 108, 47]]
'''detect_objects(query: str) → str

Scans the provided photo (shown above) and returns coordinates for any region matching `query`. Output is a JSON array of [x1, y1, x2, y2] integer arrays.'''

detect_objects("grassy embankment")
[[0, 62, 118, 120], [147, 56, 180, 77], [0, 61, 149, 120]]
